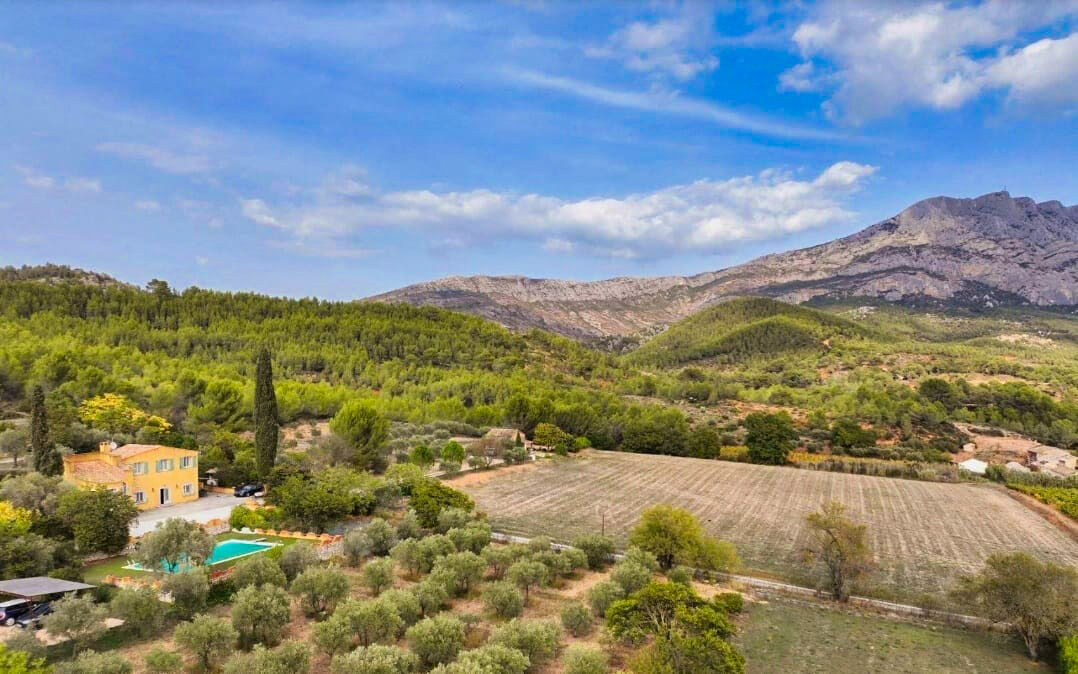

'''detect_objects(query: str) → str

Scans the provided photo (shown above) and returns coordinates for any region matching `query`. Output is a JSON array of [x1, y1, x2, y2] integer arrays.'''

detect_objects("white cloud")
[[585, 5, 719, 81], [784, 1, 1078, 122], [195, 256, 209, 266], [14, 166, 102, 193], [241, 199, 280, 227], [986, 33, 1078, 104], [64, 177, 102, 194], [96, 141, 212, 174], [243, 161, 877, 259], [505, 68, 849, 141], [14, 165, 55, 189], [134, 199, 162, 212]]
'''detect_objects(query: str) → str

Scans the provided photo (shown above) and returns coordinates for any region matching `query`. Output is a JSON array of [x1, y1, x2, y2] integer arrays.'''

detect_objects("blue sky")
[[2, 1, 1076, 298]]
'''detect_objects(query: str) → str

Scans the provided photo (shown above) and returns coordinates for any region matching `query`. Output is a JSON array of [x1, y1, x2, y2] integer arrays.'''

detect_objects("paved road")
[[131, 493, 238, 536]]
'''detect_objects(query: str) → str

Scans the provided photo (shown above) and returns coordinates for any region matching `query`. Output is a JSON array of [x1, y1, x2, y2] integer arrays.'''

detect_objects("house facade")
[[62, 442, 199, 510]]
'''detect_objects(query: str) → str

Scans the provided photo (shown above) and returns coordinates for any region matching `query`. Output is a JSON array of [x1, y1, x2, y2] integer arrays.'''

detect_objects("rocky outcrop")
[[368, 192, 1078, 338]]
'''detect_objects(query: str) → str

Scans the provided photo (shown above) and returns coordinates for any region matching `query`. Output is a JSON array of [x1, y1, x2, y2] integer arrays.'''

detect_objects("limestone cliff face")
[[367, 192, 1078, 338]]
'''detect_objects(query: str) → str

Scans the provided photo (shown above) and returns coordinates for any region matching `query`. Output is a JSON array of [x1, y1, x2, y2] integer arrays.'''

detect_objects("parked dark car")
[[0, 598, 31, 626], [16, 602, 52, 629], [233, 483, 264, 497]]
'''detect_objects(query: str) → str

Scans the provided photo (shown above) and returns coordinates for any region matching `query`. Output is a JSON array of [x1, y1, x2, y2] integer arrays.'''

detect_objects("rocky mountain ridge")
[[368, 191, 1078, 339]]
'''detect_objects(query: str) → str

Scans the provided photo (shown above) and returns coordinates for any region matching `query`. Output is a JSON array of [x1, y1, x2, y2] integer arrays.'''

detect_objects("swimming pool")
[[124, 539, 276, 573]]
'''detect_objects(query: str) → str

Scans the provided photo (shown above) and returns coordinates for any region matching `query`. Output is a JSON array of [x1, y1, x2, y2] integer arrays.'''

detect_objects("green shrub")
[[279, 542, 319, 582], [560, 602, 593, 637], [563, 644, 608, 674], [610, 561, 652, 595], [571, 536, 614, 570], [54, 650, 132, 674], [712, 592, 744, 614], [1059, 634, 1078, 674], [667, 566, 692, 586], [431, 644, 530, 674], [143, 648, 183, 674], [586, 580, 625, 617], [487, 619, 561, 669], [330, 644, 419, 674]]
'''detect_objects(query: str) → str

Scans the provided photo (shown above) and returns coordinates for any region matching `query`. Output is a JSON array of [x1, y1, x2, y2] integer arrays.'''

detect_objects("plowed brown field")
[[451, 451, 1078, 599]]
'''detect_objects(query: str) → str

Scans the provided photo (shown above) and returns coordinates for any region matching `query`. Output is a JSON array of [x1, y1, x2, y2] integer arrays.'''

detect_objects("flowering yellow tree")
[[0, 500, 33, 537], [77, 393, 171, 435]]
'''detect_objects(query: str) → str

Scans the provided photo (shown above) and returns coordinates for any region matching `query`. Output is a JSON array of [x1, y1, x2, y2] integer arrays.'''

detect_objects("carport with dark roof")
[[0, 577, 94, 599]]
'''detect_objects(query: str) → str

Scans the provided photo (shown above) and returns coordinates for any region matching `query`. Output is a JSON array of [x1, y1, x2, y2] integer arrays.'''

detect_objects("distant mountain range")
[[368, 191, 1078, 339]]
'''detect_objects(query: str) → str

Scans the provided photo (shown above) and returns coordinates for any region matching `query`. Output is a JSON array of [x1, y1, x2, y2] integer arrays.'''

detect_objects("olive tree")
[[483, 581, 525, 618], [406, 613, 467, 668], [279, 542, 319, 582], [161, 568, 210, 619], [487, 619, 561, 669], [362, 557, 396, 595], [330, 644, 419, 674], [174, 614, 238, 672], [135, 518, 214, 573], [232, 554, 287, 589], [231, 583, 292, 648], [42, 594, 107, 656], [507, 559, 549, 603], [291, 565, 350, 617], [110, 586, 166, 638]]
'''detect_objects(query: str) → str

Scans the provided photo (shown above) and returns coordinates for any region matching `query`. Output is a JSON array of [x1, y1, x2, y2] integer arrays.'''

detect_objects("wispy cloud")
[[584, 4, 719, 81], [504, 68, 850, 142], [14, 165, 55, 189], [14, 166, 101, 194], [96, 142, 212, 174], [134, 199, 162, 212], [64, 177, 102, 194], [243, 161, 877, 260]]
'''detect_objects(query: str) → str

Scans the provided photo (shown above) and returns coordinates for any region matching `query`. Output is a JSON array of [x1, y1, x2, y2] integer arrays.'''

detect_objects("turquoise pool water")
[[125, 539, 275, 573]]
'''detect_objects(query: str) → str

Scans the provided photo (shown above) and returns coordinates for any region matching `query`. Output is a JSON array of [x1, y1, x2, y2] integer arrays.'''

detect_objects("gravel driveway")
[[131, 493, 238, 536]]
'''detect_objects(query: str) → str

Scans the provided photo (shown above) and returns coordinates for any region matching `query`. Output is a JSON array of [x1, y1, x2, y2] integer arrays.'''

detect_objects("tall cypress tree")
[[30, 385, 60, 476], [254, 347, 279, 478]]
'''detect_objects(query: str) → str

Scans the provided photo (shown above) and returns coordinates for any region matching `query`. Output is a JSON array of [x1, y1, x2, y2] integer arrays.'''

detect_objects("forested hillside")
[[0, 276, 652, 456], [626, 298, 870, 367], [2, 270, 1076, 477]]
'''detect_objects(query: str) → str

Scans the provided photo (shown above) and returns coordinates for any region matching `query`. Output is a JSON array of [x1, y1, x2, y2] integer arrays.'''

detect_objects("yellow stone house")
[[62, 442, 199, 510]]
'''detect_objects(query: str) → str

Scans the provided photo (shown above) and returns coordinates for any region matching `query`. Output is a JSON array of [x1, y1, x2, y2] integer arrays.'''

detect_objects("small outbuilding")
[[958, 458, 988, 475]]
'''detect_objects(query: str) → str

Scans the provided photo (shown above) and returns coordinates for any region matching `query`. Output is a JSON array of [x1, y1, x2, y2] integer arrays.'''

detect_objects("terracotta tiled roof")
[[108, 443, 165, 459], [108, 443, 196, 459], [71, 460, 125, 484]]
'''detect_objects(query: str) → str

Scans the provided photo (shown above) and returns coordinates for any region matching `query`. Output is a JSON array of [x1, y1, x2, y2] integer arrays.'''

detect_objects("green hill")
[[626, 297, 870, 367]]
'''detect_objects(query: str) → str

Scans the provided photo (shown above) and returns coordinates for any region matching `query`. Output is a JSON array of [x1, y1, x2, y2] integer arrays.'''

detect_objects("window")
[[132, 462, 148, 475], [180, 456, 193, 469], [155, 459, 174, 472], [183, 484, 194, 496], [134, 491, 145, 504]]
